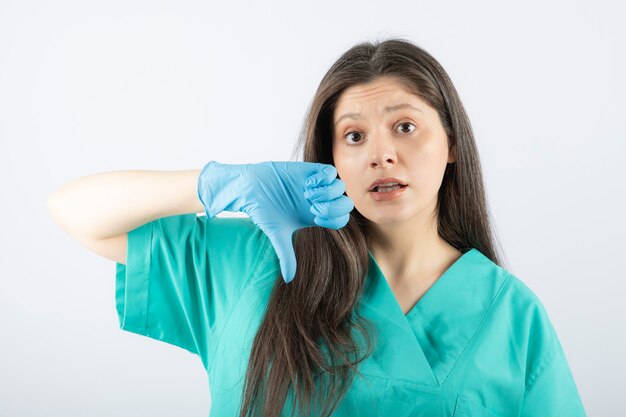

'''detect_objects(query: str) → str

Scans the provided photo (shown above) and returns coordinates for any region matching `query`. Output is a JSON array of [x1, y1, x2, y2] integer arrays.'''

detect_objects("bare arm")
[[47, 169, 204, 263]]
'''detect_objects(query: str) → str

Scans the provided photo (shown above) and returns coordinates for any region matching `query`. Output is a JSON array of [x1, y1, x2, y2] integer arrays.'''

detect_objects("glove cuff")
[[198, 161, 248, 217]]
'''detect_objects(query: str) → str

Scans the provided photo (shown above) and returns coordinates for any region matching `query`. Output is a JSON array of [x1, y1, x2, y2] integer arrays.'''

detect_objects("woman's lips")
[[368, 184, 408, 201]]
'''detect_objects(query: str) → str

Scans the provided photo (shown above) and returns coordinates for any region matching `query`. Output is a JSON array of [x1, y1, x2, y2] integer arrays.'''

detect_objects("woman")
[[48, 38, 586, 416]]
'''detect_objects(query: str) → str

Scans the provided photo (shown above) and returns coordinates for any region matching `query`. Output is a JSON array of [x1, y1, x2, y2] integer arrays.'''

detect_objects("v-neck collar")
[[356, 247, 511, 387]]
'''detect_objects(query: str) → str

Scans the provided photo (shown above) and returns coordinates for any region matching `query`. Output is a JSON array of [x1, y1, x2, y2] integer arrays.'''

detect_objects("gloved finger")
[[267, 227, 299, 284], [305, 164, 337, 188], [314, 212, 351, 230], [309, 195, 354, 218], [304, 179, 346, 203]]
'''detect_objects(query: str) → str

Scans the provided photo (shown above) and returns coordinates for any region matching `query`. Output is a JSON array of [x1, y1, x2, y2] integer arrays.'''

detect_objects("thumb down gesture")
[[198, 161, 354, 284]]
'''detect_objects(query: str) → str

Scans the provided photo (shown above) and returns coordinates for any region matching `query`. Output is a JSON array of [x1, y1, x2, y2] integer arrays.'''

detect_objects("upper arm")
[[516, 282, 587, 416], [114, 213, 272, 371], [78, 233, 128, 265], [519, 342, 587, 416]]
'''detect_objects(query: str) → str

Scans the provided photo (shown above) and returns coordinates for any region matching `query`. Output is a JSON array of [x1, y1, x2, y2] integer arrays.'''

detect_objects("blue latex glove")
[[197, 161, 354, 284]]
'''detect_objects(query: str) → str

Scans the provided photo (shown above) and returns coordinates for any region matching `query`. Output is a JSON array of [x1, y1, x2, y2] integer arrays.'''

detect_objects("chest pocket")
[[453, 393, 505, 417]]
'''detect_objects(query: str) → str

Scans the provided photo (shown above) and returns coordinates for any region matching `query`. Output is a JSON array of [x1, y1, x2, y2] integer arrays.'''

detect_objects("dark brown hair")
[[237, 37, 507, 417]]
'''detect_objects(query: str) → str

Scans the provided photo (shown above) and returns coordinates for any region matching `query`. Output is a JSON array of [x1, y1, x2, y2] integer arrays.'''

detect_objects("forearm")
[[47, 169, 204, 240]]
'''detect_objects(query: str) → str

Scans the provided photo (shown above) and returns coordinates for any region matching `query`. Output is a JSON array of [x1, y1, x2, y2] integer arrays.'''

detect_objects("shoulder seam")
[[498, 272, 563, 397], [524, 345, 558, 395]]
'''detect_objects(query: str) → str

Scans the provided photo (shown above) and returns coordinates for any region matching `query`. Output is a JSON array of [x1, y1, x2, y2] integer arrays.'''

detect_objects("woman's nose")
[[369, 135, 398, 168]]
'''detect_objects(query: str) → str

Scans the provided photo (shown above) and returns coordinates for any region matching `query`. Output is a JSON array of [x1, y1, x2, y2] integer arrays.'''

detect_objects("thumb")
[[267, 226, 298, 284]]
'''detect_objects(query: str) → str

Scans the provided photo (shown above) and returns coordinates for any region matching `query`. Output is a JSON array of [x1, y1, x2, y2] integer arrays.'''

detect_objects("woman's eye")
[[343, 122, 416, 146], [396, 122, 416, 134], [344, 131, 363, 146]]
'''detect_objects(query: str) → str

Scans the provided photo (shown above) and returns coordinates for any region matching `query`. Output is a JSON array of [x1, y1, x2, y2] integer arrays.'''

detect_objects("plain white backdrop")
[[1, 0, 624, 415]]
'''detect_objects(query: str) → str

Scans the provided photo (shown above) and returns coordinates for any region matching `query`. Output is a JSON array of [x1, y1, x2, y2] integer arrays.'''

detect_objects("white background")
[[1, 0, 624, 415]]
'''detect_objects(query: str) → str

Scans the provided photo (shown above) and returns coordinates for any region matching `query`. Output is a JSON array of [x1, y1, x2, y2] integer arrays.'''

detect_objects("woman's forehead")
[[335, 77, 427, 114], [334, 83, 430, 127]]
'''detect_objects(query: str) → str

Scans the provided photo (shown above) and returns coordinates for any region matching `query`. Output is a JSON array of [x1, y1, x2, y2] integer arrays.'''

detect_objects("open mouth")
[[370, 184, 408, 193]]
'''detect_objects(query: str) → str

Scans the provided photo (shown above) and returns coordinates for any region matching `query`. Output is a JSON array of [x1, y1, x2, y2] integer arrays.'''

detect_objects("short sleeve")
[[518, 291, 587, 416], [115, 213, 271, 371]]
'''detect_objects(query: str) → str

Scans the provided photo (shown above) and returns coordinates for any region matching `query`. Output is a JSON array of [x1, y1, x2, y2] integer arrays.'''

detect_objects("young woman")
[[48, 38, 586, 417]]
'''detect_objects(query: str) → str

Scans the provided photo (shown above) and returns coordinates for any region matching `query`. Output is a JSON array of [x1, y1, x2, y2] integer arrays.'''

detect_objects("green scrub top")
[[115, 214, 587, 417]]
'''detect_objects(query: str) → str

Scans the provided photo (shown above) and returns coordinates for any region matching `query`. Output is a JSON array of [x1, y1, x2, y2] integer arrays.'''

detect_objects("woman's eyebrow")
[[334, 103, 423, 127]]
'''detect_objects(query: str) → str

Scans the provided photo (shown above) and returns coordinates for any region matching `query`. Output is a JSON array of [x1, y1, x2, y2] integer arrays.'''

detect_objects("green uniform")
[[115, 214, 587, 416]]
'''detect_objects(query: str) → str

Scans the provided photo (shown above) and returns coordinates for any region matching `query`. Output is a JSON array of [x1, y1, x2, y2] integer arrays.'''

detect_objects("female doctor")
[[48, 38, 587, 417]]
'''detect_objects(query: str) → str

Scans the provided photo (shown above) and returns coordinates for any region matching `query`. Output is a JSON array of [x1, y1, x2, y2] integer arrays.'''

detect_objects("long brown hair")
[[237, 37, 507, 417]]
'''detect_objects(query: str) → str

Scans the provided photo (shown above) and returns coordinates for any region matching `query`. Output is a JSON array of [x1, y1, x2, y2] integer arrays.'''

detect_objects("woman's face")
[[331, 76, 455, 226]]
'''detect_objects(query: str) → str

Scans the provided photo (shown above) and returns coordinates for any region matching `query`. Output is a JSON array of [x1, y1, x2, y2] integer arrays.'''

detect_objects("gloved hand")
[[197, 161, 354, 284]]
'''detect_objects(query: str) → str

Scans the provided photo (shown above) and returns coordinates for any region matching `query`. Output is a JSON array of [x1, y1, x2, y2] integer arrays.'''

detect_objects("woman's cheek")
[[341, 181, 354, 199]]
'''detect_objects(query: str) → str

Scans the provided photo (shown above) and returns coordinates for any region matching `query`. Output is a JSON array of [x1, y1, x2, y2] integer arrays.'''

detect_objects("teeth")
[[372, 182, 404, 191], [372, 182, 398, 190], [374, 184, 403, 192]]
